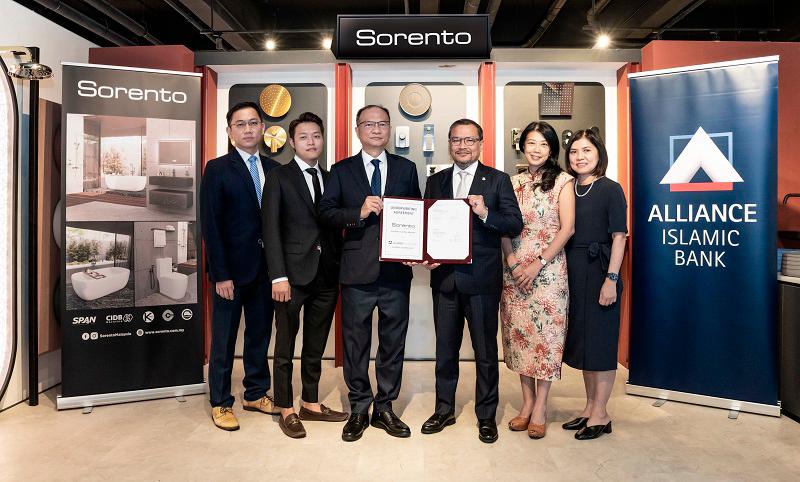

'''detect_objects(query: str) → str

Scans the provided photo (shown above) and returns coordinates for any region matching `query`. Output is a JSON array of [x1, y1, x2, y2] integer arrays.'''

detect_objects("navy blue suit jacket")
[[318, 152, 421, 286], [425, 162, 523, 295], [200, 150, 280, 285]]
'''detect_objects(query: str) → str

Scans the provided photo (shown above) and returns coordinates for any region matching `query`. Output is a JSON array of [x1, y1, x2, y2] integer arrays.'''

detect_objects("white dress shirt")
[[293, 156, 325, 201], [452, 161, 488, 222], [361, 150, 388, 196], [236, 147, 265, 193], [452, 160, 479, 198]]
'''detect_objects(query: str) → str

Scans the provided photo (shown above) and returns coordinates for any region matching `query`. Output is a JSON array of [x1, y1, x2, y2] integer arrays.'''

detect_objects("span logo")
[[660, 127, 743, 192]]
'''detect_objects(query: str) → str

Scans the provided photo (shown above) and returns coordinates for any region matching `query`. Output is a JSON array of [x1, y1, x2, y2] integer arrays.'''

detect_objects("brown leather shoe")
[[242, 395, 280, 415], [212, 407, 240, 431], [298, 404, 349, 422], [279, 413, 307, 438], [528, 422, 547, 439], [508, 415, 530, 431]]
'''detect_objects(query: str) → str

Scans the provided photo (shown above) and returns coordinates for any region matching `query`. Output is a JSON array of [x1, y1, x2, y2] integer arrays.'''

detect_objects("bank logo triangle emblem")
[[660, 127, 743, 192]]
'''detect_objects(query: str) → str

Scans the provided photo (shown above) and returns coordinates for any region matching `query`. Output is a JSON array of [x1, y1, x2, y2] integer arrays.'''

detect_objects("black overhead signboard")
[[334, 14, 492, 60]]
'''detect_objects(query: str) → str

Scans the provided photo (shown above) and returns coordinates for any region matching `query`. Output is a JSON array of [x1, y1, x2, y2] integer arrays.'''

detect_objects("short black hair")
[[565, 129, 609, 177], [226, 101, 261, 126], [355, 104, 390, 125], [289, 112, 324, 140], [448, 118, 483, 140]]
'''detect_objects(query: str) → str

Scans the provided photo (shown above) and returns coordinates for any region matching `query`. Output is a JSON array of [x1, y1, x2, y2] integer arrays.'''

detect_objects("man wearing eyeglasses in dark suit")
[[200, 101, 281, 431], [419, 119, 523, 443], [319, 105, 422, 442]]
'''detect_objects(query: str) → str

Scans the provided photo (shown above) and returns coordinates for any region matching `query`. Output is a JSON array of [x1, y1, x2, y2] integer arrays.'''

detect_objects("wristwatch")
[[606, 272, 619, 282], [537, 256, 548, 266]]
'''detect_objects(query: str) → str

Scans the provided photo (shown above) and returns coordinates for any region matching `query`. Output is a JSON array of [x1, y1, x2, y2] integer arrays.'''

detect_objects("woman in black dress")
[[561, 129, 627, 440]]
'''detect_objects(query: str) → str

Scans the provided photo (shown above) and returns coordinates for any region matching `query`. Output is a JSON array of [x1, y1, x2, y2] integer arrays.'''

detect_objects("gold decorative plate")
[[263, 125, 287, 153], [259, 84, 292, 118], [399, 83, 432, 117]]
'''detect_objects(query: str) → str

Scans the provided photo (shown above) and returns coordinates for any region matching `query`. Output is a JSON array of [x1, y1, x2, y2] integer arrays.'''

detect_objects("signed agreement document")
[[380, 197, 472, 264]]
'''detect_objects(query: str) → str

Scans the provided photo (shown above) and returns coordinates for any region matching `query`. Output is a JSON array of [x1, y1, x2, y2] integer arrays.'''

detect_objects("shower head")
[[0, 46, 53, 80], [8, 62, 53, 80]]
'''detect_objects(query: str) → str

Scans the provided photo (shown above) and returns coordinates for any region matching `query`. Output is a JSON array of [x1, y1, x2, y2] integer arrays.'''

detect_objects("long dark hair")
[[520, 121, 562, 192]]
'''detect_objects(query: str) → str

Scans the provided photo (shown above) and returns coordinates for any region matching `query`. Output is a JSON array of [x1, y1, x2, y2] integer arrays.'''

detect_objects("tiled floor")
[[1, 361, 799, 481], [66, 201, 195, 222]]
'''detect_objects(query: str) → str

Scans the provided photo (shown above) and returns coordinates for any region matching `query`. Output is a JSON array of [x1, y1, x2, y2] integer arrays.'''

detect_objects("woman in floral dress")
[[500, 121, 575, 439]]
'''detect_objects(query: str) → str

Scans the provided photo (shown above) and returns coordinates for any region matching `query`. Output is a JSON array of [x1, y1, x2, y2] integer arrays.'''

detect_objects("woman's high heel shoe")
[[561, 417, 589, 431], [575, 421, 612, 440]]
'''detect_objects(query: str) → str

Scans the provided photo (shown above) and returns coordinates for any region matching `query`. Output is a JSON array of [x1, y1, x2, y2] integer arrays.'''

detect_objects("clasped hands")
[[509, 259, 542, 294]]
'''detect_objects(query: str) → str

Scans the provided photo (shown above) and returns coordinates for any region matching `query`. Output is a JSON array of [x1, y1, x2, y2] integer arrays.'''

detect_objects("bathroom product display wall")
[[502, 82, 605, 177], [58, 63, 204, 409], [228, 84, 327, 167], [364, 82, 466, 178]]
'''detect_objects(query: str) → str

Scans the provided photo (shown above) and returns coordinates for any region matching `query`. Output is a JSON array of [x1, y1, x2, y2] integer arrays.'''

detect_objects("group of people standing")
[[199, 101, 627, 444]]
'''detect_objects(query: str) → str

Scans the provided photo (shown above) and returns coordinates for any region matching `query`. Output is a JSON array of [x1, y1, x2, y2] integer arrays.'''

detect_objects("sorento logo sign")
[[77, 80, 188, 103], [335, 14, 491, 59], [660, 127, 743, 192]]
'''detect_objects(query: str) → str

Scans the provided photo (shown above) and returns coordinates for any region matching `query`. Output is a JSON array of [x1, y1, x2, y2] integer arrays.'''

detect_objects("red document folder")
[[379, 196, 473, 264]]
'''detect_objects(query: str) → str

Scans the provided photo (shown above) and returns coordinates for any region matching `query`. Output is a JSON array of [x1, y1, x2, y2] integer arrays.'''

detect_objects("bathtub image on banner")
[[58, 63, 204, 409]]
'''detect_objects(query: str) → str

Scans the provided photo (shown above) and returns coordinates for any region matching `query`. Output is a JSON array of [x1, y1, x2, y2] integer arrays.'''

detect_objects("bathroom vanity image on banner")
[[64, 114, 197, 222]]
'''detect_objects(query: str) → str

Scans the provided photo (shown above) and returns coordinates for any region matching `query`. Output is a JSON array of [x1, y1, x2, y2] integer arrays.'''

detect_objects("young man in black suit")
[[318, 105, 422, 442], [262, 112, 348, 439], [200, 101, 281, 431], [420, 119, 523, 443]]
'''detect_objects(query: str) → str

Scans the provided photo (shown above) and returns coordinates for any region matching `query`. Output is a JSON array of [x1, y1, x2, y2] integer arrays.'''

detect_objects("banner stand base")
[[57, 383, 206, 411], [626, 383, 780, 417]]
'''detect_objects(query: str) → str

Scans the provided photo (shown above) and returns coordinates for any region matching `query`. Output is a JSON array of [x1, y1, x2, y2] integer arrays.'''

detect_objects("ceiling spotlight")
[[594, 34, 611, 49], [265, 39, 276, 51], [322, 37, 332, 50]]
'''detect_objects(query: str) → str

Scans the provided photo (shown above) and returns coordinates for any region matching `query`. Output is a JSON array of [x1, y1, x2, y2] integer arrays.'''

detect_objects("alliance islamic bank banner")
[[628, 57, 779, 414]]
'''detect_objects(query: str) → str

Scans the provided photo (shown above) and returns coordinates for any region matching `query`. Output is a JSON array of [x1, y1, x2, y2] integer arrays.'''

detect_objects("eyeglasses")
[[358, 121, 391, 130], [230, 120, 263, 130], [449, 137, 481, 146]]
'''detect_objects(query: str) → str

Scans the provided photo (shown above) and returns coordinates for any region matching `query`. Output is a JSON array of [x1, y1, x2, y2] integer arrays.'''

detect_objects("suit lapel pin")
[[482, 177, 486, 181]]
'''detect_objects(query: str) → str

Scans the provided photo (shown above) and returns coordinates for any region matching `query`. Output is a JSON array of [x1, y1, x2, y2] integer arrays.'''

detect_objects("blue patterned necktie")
[[247, 155, 262, 206], [370, 158, 381, 196]]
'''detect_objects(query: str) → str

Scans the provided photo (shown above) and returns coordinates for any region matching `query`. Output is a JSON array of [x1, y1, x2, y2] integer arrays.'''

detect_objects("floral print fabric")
[[500, 170, 573, 380]]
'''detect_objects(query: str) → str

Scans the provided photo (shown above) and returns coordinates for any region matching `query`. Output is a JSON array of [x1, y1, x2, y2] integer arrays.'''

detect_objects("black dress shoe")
[[371, 410, 411, 438], [575, 421, 612, 440], [342, 413, 369, 442], [562, 417, 589, 431], [421, 412, 456, 434], [477, 418, 498, 444]]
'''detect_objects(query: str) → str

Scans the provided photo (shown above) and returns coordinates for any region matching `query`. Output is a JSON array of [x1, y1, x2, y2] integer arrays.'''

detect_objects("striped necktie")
[[247, 155, 262, 206]]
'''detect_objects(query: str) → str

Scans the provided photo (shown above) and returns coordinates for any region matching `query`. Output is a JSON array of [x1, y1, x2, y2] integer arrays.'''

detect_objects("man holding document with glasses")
[[318, 105, 421, 442], [416, 119, 523, 443]]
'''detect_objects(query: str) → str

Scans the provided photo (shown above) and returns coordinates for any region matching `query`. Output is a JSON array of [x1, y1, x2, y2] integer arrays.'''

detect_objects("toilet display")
[[155, 257, 188, 300]]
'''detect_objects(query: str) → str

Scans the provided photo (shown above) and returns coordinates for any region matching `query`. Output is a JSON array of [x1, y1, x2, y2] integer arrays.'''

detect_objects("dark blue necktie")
[[370, 158, 382, 196]]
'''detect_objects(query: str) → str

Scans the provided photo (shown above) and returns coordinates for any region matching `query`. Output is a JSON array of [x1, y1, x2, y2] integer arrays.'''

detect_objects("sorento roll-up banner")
[[58, 63, 205, 409], [628, 56, 779, 416]]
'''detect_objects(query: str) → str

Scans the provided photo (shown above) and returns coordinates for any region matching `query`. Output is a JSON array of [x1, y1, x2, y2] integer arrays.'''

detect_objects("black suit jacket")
[[425, 162, 523, 295], [200, 150, 280, 285], [262, 160, 342, 286], [318, 151, 422, 286]]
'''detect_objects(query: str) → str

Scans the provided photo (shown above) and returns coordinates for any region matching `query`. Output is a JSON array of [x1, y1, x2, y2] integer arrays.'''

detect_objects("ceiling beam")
[[420, 0, 439, 14], [84, 0, 162, 45], [522, 0, 567, 48], [464, 0, 480, 15], [176, 0, 254, 50]]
